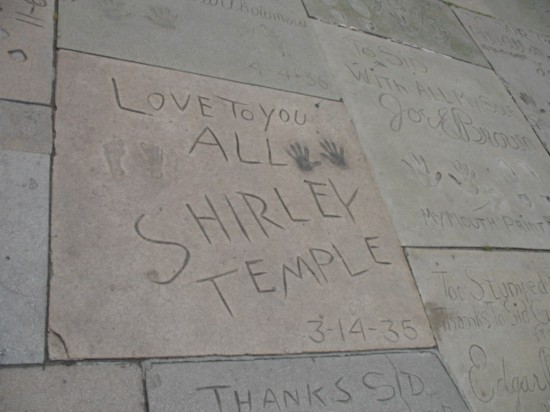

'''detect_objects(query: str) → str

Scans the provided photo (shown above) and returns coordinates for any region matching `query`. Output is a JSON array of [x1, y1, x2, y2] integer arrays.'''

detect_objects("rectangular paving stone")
[[146, 352, 470, 412], [0, 362, 145, 411], [57, 0, 338, 100], [455, 9, 550, 154], [49, 50, 434, 360], [0, 100, 52, 154], [0, 150, 49, 365], [480, 0, 550, 36], [0, 0, 54, 104], [407, 249, 550, 412], [302, 0, 488, 67], [314, 22, 550, 248]]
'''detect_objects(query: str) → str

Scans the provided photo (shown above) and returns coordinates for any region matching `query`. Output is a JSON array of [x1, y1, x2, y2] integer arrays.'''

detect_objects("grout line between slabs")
[[44, 0, 60, 365]]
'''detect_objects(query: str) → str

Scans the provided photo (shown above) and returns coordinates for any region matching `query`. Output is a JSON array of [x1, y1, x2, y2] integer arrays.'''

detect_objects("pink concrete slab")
[[49, 50, 434, 360], [0, 0, 54, 104]]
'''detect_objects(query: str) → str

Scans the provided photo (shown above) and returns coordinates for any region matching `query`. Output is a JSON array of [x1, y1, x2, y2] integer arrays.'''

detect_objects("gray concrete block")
[[146, 352, 470, 411], [48, 50, 433, 360], [407, 248, 550, 411], [0, 149, 50, 364], [314, 21, 550, 248], [0, 362, 145, 411]]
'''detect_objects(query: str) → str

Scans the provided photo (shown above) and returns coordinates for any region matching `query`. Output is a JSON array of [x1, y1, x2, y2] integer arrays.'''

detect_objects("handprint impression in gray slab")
[[286, 143, 321, 171], [401, 153, 441, 187], [320, 139, 346, 168], [448, 160, 479, 195], [146, 6, 177, 29], [140, 142, 163, 179], [103, 139, 126, 178]]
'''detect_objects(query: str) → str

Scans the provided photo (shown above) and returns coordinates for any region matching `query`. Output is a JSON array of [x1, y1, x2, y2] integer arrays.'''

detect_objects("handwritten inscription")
[[431, 267, 550, 334], [195, 361, 446, 411], [379, 93, 533, 152], [191, 0, 307, 28], [306, 316, 418, 344], [455, 9, 550, 156], [468, 344, 550, 410], [112, 77, 308, 132], [1, 0, 48, 62], [410, 250, 550, 411], [421, 209, 549, 235], [315, 24, 550, 247], [148, 352, 469, 411], [50, 51, 433, 359]]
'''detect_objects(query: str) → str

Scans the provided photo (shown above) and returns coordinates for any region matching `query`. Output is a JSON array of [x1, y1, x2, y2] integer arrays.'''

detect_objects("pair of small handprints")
[[402, 154, 479, 195], [103, 139, 163, 179], [286, 139, 346, 171]]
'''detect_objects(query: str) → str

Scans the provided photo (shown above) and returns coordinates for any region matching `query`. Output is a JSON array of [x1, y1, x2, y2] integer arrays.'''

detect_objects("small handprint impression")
[[448, 160, 479, 195], [146, 6, 177, 29], [401, 153, 441, 187], [286, 143, 321, 171], [320, 139, 346, 168], [140, 142, 163, 179], [103, 139, 126, 178]]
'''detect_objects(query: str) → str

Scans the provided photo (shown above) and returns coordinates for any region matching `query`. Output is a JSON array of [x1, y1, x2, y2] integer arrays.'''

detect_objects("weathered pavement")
[[2, 0, 550, 411]]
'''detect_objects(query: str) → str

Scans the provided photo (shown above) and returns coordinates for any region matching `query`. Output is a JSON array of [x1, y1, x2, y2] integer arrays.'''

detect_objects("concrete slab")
[[482, 0, 550, 36], [49, 50, 434, 360], [146, 352, 469, 412], [0, 0, 54, 104], [314, 22, 550, 248], [0, 362, 145, 411], [57, 0, 338, 100], [302, 0, 489, 67], [407, 248, 550, 412], [0, 150, 49, 365], [0, 100, 52, 154], [455, 9, 550, 154]]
